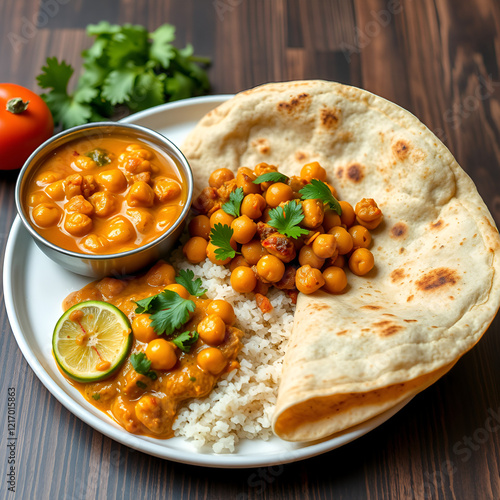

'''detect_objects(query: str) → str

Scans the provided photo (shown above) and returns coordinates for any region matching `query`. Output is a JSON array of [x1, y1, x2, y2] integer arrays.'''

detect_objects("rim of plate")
[[3, 95, 413, 468]]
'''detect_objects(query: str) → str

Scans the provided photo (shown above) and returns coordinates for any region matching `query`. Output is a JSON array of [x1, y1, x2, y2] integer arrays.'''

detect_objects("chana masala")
[[24, 134, 188, 255], [56, 160, 383, 439], [185, 162, 382, 310], [62, 261, 243, 438]]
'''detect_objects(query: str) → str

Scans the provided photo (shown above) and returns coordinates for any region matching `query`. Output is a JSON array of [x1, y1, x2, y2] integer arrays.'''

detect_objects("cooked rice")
[[170, 250, 295, 453]]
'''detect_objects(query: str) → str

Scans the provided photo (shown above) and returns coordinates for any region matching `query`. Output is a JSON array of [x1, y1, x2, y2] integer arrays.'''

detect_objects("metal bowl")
[[15, 122, 193, 278]]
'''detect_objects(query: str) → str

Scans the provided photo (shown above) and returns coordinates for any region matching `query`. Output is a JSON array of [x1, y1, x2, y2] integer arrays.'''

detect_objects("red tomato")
[[0, 83, 54, 170]]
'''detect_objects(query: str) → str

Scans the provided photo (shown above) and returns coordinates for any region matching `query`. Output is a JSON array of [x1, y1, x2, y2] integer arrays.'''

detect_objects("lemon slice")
[[53, 301, 132, 382]]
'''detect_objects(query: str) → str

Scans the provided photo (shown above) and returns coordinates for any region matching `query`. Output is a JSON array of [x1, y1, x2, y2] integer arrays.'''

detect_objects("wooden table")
[[1, 1, 499, 498]]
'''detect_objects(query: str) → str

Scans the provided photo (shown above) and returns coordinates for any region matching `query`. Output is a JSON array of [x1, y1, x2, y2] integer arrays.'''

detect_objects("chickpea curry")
[[25, 134, 188, 255], [62, 261, 243, 438], [185, 161, 383, 311]]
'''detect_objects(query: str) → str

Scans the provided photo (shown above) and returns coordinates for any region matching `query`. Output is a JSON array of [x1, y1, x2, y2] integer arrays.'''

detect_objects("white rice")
[[170, 250, 295, 453]]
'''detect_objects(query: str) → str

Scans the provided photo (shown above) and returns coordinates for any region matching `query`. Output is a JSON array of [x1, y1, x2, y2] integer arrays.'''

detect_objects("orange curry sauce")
[[25, 134, 187, 255], [62, 261, 243, 439]]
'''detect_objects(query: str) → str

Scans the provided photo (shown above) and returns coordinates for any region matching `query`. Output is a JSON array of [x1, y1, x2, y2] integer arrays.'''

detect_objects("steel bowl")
[[15, 122, 193, 278]]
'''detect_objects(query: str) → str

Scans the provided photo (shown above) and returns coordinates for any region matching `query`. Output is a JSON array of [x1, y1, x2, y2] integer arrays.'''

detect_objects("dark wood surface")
[[1, 1, 499, 499]]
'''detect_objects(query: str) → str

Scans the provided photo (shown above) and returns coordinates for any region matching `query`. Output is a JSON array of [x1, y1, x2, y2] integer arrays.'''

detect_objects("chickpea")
[[197, 314, 226, 346], [288, 175, 307, 193], [206, 242, 231, 266], [45, 180, 65, 201], [230, 266, 257, 293], [32, 203, 61, 227], [65, 195, 94, 216], [256, 255, 285, 283], [89, 191, 117, 217], [36, 170, 62, 186], [156, 206, 181, 230], [28, 192, 50, 206], [241, 193, 266, 219], [72, 156, 97, 171], [105, 217, 135, 243], [229, 255, 250, 272], [125, 144, 153, 159], [265, 182, 293, 208], [348, 225, 372, 248], [231, 215, 257, 244], [153, 178, 181, 202], [209, 168, 234, 188], [339, 201, 356, 227], [127, 181, 155, 208], [241, 239, 268, 265], [146, 262, 176, 286], [253, 162, 277, 177], [183, 236, 208, 264], [82, 175, 98, 198], [354, 199, 383, 229], [210, 209, 235, 228], [295, 264, 325, 294], [145, 339, 178, 371], [325, 182, 338, 199], [165, 283, 190, 299], [328, 226, 353, 255], [332, 254, 346, 268], [126, 208, 155, 234], [301, 199, 324, 229], [236, 167, 260, 195], [64, 212, 93, 236], [349, 248, 375, 276], [322, 266, 348, 293], [206, 300, 235, 325], [97, 169, 127, 193], [189, 215, 211, 240], [197, 348, 227, 375], [260, 207, 273, 223], [323, 209, 342, 232], [299, 245, 325, 269], [132, 314, 158, 343], [300, 162, 327, 182], [82, 234, 109, 253], [312, 234, 337, 259]]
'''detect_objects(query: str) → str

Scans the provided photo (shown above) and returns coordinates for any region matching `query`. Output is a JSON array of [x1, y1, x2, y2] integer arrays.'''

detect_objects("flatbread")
[[182, 80, 500, 441]]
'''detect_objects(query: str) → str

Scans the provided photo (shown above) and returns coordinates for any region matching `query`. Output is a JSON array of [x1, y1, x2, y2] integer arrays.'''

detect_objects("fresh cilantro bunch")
[[37, 21, 211, 129]]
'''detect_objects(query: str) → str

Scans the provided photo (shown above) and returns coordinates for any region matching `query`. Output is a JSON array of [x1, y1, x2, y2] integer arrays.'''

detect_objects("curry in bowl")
[[23, 132, 188, 255]]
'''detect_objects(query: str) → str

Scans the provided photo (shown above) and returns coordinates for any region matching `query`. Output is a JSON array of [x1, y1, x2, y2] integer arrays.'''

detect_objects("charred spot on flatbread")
[[416, 268, 459, 292], [390, 268, 406, 283], [251, 138, 270, 154], [430, 219, 444, 230], [361, 305, 382, 310], [391, 222, 407, 238], [336, 167, 344, 178], [393, 139, 411, 159], [373, 320, 403, 337], [346, 163, 364, 183], [277, 93, 311, 114], [320, 107, 340, 129], [295, 151, 307, 162]]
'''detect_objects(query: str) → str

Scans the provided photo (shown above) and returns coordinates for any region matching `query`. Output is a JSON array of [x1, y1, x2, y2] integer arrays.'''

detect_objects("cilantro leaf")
[[85, 148, 111, 166], [299, 179, 342, 215], [149, 24, 176, 67], [101, 67, 140, 105], [92, 393, 100, 401], [253, 172, 289, 184], [222, 187, 244, 217], [268, 202, 309, 239], [176, 269, 207, 297], [172, 331, 199, 353], [130, 352, 157, 380], [134, 290, 195, 336], [210, 223, 238, 260], [128, 71, 165, 112], [37, 57, 74, 93]]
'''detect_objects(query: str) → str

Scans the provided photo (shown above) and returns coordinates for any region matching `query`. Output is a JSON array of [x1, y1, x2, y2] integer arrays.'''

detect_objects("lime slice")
[[53, 301, 132, 382]]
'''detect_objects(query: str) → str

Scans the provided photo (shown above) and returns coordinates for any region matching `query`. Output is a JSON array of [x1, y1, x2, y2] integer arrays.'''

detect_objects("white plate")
[[3, 96, 412, 468]]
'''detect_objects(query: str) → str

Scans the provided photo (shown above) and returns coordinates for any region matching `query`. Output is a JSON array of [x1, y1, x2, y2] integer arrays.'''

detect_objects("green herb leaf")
[[268, 202, 310, 239], [101, 67, 141, 105], [136, 380, 147, 390], [172, 331, 199, 353], [149, 24, 176, 67], [189, 377, 197, 382], [134, 290, 195, 335], [299, 179, 342, 215], [175, 269, 207, 297], [85, 148, 111, 167], [130, 352, 157, 380], [222, 187, 244, 217], [210, 223, 238, 260], [92, 393, 100, 401], [253, 172, 289, 184]]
